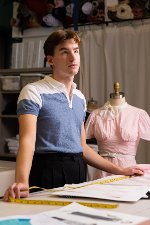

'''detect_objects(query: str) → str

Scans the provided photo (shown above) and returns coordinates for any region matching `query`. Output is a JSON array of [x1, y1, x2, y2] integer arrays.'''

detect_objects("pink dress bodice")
[[85, 102, 150, 178]]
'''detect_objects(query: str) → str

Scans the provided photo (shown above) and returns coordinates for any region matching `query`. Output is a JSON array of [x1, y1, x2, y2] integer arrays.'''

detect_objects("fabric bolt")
[[85, 101, 150, 178], [17, 76, 86, 154]]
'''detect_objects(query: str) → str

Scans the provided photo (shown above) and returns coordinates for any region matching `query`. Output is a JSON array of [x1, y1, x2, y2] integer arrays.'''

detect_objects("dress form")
[[85, 81, 150, 179], [109, 82, 126, 106]]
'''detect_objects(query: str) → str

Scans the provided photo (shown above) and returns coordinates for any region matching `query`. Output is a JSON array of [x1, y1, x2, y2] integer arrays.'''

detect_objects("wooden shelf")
[[0, 115, 17, 118], [0, 91, 20, 94], [0, 152, 16, 157], [0, 67, 52, 75], [0, 68, 48, 159], [0, 152, 16, 161]]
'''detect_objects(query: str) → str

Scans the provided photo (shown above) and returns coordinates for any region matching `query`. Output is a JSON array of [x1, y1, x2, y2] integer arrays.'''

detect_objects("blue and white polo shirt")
[[17, 76, 86, 153]]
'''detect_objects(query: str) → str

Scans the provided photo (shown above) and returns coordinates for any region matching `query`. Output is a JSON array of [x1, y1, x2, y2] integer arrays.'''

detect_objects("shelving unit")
[[0, 68, 52, 160]]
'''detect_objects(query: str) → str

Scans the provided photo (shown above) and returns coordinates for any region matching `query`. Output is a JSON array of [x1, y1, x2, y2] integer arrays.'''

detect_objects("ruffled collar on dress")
[[99, 101, 127, 120]]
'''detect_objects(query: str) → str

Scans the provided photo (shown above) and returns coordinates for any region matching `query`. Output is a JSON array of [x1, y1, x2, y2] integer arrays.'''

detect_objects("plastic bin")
[[0, 76, 20, 91]]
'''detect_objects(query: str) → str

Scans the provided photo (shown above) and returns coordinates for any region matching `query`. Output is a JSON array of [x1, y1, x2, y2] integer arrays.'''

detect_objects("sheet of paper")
[[0, 215, 67, 225], [109, 172, 150, 188], [0, 203, 148, 225], [37, 202, 149, 225], [52, 183, 149, 202]]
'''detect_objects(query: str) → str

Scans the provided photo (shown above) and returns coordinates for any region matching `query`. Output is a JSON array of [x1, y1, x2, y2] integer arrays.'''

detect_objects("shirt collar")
[[99, 101, 127, 120], [44, 75, 77, 93]]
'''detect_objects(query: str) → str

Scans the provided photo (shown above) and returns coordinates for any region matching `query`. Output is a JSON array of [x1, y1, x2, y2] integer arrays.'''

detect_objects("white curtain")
[[79, 22, 150, 163]]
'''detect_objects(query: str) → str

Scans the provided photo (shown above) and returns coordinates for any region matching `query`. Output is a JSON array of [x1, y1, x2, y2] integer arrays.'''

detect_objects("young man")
[[4, 30, 143, 201]]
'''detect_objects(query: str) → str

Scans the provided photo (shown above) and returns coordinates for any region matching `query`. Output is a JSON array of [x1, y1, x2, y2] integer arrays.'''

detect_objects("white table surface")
[[0, 161, 150, 219], [0, 160, 15, 197], [0, 192, 150, 218]]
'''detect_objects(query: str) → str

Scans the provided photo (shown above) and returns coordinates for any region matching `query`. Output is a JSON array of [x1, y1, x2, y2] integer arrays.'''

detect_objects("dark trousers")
[[29, 152, 87, 191]]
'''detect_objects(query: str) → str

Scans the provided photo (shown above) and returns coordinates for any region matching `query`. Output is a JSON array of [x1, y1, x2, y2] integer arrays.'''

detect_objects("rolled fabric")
[[116, 3, 133, 20], [82, 2, 93, 15], [43, 14, 62, 26]]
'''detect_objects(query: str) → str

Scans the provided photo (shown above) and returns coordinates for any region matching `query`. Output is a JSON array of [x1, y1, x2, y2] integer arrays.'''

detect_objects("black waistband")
[[34, 152, 83, 159]]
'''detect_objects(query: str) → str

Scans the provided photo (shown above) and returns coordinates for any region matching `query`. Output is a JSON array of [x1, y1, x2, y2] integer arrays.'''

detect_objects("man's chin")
[[72, 68, 79, 75]]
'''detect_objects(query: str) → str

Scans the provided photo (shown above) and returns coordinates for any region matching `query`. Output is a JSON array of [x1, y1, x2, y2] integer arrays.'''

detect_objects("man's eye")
[[62, 51, 68, 54], [74, 50, 79, 53]]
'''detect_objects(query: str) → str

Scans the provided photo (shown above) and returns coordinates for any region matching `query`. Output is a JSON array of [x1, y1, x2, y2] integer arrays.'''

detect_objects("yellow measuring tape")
[[9, 197, 118, 209], [9, 175, 130, 209], [64, 175, 130, 189]]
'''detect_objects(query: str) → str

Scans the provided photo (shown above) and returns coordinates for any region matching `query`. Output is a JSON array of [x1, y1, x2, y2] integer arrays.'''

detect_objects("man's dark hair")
[[43, 30, 80, 57]]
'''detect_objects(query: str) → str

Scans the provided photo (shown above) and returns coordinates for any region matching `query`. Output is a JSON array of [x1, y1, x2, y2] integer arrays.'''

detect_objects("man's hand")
[[3, 182, 29, 202], [123, 166, 144, 176]]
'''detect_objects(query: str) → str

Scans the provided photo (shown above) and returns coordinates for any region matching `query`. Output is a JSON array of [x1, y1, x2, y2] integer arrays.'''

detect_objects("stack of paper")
[[51, 175, 150, 202], [52, 183, 149, 202]]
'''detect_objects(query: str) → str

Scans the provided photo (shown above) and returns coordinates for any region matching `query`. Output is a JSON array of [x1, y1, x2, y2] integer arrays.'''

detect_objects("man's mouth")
[[68, 64, 78, 68]]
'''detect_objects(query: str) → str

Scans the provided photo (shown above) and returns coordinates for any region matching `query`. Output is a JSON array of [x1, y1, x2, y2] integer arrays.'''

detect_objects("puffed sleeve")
[[139, 110, 150, 140]]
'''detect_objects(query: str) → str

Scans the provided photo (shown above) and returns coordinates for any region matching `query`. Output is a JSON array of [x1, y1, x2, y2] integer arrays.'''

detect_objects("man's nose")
[[69, 52, 76, 61]]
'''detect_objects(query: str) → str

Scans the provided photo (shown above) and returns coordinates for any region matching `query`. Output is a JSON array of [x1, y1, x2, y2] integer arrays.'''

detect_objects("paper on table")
[[136, 164, 150, 171], [38, 202, 149, 225], [109, 172, 150, 188], [0, 215, 67, 225], [0, 203, 148, 225], [52, 184, 149, 202]]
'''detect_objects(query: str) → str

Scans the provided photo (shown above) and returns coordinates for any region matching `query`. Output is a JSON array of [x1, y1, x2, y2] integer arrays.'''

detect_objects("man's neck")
[[52, 74, 74, 95]]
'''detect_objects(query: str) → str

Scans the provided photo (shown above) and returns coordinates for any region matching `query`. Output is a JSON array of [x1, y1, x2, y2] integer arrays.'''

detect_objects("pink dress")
[[85, 101, 150, 179]]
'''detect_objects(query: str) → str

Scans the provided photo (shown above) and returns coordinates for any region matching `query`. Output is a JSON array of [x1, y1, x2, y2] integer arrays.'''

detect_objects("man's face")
[[48, 39, 80, 79]]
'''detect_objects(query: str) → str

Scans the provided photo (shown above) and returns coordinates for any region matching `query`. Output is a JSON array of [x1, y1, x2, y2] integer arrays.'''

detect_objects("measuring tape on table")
[[9, 197, 118, 209], [64, 175, 131, 189], [9, 175, 130, 209]]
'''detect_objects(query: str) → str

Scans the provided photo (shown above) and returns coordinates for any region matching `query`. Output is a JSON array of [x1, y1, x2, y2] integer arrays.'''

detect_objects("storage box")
[[0, 76, 20, 91], [20, 73, 43, 88]]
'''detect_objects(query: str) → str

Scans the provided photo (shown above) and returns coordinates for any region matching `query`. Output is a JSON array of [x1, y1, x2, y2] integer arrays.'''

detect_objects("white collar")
[[99, 101, 127, 120], [44, 75, 77, 94]]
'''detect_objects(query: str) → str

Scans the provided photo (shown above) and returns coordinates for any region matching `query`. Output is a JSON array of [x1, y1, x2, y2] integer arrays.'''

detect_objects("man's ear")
[[47, 55, 53, 65]]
